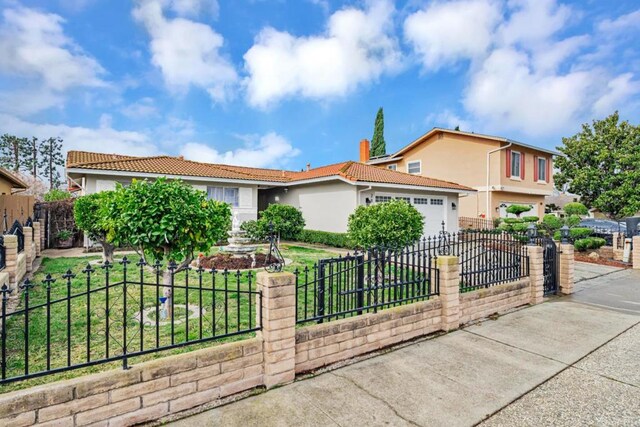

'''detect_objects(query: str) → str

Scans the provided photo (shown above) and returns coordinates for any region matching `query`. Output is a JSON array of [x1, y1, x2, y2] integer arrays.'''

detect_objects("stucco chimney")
[[359, 139, 370, 162]]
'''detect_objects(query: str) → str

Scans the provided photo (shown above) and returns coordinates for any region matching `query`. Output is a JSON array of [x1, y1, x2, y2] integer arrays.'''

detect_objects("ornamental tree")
[[563, 202, 588, 216], [110, 178, 231, 282], [370, 107, 386, 157], [74, 191, 117, 263], [554, 112, 640, 219], [348, 199, 424, 249], [506, 204, 532, 218], [242, 204, 305, 242]]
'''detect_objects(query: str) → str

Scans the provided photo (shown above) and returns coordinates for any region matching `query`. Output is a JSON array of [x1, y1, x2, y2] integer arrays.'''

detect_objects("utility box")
[[624, 217, 640, 236]]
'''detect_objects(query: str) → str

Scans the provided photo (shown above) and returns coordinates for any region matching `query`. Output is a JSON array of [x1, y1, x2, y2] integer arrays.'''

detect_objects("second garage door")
[[413, 197, 446, 237]]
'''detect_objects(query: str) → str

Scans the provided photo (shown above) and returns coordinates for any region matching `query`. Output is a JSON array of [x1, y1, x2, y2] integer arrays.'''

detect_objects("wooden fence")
[[458, 216, 495, 230], [0, 195, 34, 232]]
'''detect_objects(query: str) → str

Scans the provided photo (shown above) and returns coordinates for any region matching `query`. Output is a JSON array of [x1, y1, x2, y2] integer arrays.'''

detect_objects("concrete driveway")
[[165, 268, 640, 427]]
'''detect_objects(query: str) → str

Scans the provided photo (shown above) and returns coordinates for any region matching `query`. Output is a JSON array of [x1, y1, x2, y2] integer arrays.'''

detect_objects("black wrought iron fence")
[[451, 231, 530, 292], [0, 257, 261, 384], [295, 244, 439, 324], [0, 235, 5, 271], [8, 219, 24, 253]]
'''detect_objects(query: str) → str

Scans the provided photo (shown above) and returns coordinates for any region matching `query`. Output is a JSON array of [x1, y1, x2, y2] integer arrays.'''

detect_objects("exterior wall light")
[[527, 223, 537, 245], [560, 225, 570, 244], [451, 202, 457, 211]]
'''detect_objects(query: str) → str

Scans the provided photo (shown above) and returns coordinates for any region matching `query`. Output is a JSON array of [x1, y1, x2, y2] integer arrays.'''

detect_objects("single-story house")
[[66, 151, 474, 236], [0, 167, 28, 195]]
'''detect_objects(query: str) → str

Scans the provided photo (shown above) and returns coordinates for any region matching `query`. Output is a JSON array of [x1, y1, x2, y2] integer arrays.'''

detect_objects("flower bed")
[[198, 252, 272, 270]]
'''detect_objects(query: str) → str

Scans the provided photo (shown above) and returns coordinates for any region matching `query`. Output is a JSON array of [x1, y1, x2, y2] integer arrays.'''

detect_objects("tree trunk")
[[100, 240, 115, 263]]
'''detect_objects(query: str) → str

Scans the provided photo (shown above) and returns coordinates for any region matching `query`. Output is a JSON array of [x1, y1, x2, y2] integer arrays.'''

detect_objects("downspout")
[[486, 142, 513, 220]]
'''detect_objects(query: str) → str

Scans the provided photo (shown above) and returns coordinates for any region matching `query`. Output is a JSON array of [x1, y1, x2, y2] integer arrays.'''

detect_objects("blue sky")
[[0, 0, 638, 170]]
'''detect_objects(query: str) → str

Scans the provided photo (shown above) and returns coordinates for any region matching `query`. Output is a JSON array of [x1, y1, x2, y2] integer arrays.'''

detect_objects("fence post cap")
[[436, 256, 458, 266]]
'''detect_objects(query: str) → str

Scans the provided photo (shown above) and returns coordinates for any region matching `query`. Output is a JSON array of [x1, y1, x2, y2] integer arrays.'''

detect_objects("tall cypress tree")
[[370, 107, 386, 157]]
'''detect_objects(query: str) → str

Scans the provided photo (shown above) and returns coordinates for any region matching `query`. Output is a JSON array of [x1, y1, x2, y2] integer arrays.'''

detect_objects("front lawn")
[[0, 244, 336, 393]]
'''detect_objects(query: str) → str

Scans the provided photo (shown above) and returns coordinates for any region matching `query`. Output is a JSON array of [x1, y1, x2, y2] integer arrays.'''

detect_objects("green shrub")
[[542, 214, 563, 232], [493, 218, 502, 228], [241, 204, 305, 241], [295, 230, 353, 248], [506, 204, 532, 217], [503, 218, 524, 224], [574, 237, 606, 252], [564, 202, 588, 216], [570, 227, 593, 239], [348, 200, 424, 249], [511, 223, 529, 233], [44, 189, 71, 202], [523, 216, 539, 223], [565, 214, 581, 227]]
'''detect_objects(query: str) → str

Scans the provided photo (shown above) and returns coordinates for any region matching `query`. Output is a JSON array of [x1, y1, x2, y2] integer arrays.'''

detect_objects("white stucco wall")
[[82, 175, 259, 223], [265, 181, 358, 233]]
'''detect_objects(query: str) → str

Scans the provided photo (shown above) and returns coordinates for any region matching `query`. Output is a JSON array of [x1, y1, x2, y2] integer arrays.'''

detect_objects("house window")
[[407, 160, 421, 174], [375, 195, 392, 203], [430, 199, 444, 205], [387, 164, 397, 171], [414, 198, 429, 205], [396, 197, 411, 203], [207, 186, 239, 207], [511, 151, 521, 178], [537, 157, 547, 182]]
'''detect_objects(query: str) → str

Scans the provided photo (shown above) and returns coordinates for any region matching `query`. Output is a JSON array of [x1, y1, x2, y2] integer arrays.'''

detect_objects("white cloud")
[[0, 6, 105, 116], [403, 0, 501, 70], [0, 113, 159, 158], [497, 0, 571, 46], [169, 0, 219, 18], [243, 0, 402, 107], [121, 97, 159, 119], [426, 110, 472, 131], [592, 73, 640, 117], [180, 132, 301, 168], [133, 0, 237, 102], [463, 48, 594, 135], [597, 9, 640, 34]]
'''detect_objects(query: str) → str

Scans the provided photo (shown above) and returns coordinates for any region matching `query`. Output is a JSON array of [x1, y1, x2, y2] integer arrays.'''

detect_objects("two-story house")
[[362, 128, 559, 220]]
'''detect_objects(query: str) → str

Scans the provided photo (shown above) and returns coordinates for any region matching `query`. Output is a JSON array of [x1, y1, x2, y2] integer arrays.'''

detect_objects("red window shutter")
[[534, 155, 538, 181], [506, 149, 511, 177], [521, 153, 525, 180], [546, 158, 551, 183]]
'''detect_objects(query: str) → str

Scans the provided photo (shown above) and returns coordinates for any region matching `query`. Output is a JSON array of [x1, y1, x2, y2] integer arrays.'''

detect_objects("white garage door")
[[413, 197, 446, 237]]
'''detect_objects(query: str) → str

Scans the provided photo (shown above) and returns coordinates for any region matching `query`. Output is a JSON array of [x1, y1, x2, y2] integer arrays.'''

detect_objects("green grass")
[[0, 244, 336, 393]]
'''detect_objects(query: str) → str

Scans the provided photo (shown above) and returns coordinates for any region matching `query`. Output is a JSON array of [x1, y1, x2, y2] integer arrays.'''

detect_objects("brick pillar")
[[38, 220, 45, 251], [559, 243, 575, 295], [24, 226, 33, 272], [257, 271, 296, 389], [528, 245, 544, 304], [33, 221, 41, 256], [633, 236, 640, 270], [4, 234, 18, 289], [437, 256, 460, 332]]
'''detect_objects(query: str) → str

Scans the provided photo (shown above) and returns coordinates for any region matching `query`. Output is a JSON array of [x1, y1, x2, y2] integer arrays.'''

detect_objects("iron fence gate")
[[535, 237, 558, 295]]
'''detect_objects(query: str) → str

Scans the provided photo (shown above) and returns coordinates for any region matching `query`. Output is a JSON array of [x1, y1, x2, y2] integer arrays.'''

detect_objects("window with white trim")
[[537, 157, 547, 181], [430, 199, 444, 205], [414, 198, 429, 205], [511, 151, 521, 178], [387, 164, 397, 171], [207, 186, 239, 207], [407, 160, 421, 174], [375, 195, 392, 203]]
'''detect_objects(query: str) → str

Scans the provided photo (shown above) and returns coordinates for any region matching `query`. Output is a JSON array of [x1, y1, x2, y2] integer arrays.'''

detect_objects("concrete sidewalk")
[[166, 269, 640, 427]]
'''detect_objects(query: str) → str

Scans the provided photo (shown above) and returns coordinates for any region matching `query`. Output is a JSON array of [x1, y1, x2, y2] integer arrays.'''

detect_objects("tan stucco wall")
[[264, 181, 358, 233], [0, 179, 13, 195], [374, 131, 554, 218]]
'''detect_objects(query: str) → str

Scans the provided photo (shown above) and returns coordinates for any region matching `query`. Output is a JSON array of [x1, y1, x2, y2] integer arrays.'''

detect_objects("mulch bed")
[[198, 253, 271, 270], [574, 253, 631, 268]]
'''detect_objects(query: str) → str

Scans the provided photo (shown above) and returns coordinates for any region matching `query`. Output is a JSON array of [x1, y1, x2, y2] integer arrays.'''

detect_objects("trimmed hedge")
[[295, 229, 353, 249], [575, 237, 606, 252], [523, 216, 539, 223]]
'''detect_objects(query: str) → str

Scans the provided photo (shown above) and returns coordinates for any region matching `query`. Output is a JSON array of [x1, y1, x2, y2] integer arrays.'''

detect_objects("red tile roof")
[[66, 151, 473, 192]]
